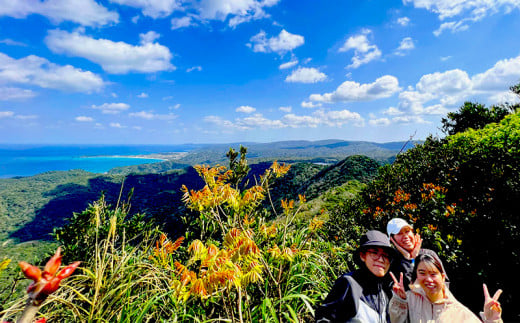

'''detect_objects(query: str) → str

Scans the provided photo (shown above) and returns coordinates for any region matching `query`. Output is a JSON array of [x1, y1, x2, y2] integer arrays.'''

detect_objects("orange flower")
[[19, 247, 80, 302]]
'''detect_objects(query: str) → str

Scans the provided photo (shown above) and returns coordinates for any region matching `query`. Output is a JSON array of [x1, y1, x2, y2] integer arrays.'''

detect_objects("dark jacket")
[[315, 267, 393, 323], [389, 248, 448, 291]]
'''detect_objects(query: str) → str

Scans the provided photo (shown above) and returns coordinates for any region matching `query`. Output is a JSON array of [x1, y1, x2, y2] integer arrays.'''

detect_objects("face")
[[393, 226, 415, 252], [360, 247, 391, 277], [416, 261, 446, 301]]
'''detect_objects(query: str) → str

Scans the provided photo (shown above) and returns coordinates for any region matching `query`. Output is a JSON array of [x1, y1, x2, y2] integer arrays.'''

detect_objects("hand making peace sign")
[[390, 272, 407, 300], [483, 283, 502, 321]]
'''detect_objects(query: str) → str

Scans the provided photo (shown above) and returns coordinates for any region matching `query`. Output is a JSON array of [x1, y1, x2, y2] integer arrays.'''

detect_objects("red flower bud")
[[43, 247, 62, 276], [57, 261, 80, 279], [19, 262, 42, 282]]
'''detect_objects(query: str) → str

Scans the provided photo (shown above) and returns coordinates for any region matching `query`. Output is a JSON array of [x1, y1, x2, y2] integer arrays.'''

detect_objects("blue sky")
[[1, 0, 519, 144]]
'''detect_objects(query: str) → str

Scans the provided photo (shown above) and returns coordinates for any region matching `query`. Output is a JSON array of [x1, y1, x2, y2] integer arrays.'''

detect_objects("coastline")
[[80, 152, 189, 161]]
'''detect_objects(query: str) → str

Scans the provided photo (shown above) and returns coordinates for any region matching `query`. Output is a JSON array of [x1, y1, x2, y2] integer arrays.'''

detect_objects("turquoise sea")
[[0, 144, 196, 178]]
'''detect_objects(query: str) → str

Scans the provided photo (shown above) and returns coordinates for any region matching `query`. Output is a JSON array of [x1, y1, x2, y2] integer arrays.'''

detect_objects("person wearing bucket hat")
[[315, 230, 397, 323], [387, 218, 448, 291]]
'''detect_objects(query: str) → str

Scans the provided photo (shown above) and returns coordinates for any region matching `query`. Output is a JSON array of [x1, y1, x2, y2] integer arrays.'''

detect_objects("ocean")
[[0, 144, 196, 178]]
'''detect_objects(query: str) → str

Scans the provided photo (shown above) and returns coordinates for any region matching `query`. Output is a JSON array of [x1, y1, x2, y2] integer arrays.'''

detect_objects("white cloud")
[[433, 20, 470, 36], [395, 37, 415, 56], [0, 87, 36, 100], [15, 114, 37, 120], [0, 111, 14, 118], [76, 116, 94, 122], [392, 115, 429, 124], [395, 55, 520, 116], [45, 29, 175, 74], [279, 106, 292, 112], [279, 60, 299, 70], [472, 55, 520, 92], [110, 122, 125, 128], [248, 29, 304, 55], [139, 31, 161, 44], [310, 75, 400, 103], [196, 0, 280, 27], [339, 29, 381, 69], [204, 108, 363, 130], [236, 105, 256, 113], [440, 56, 452, 61], [285, 67, 327, 83], [137, 92, 149, 98], [0, 52, 105, 93], [383, 107, 404, 116], [397, 17, 410, 26], [0, 39, 27, 47], [92, 103, 130, 114], [369, 117, 391, 126], [187, 66, 202, 72], [489, 91, 520, 104], [132, 15, 140, 23], [404, 0, 520, 35], [110, 0, 182, 18], [0, 0, 118, 26], [171, 16, 196, 30], [129, 110, 177, 120], [301, 101, 322, 108], [169, 103, 181, 109]]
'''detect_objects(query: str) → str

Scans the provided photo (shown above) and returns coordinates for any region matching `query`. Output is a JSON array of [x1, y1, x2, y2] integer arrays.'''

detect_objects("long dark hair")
[[412, 253, 445, 282]]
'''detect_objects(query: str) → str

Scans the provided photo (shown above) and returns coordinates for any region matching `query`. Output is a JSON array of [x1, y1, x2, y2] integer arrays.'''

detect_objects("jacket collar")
[[409, 282, 457, 305]]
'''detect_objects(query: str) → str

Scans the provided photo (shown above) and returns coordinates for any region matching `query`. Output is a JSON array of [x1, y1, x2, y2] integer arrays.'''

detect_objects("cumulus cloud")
[[0, 52, 105, 93], [92, 103, 130, 114], [129, 110, 177, 120], [395, 37, 415, 56], [279, 60, 298, 70], [110, 0, 182, 18], [383, 107, 404, 116], [0, 87, 36, 100], [196, 0, 280, 27], [110, 122, 125, 128], [76, 116, 94, 122], [279, 106, 292, 112], [248, 29, 304, 55], [285, 67, 327, 83], [137, 92, 148, 98], [204, 108, 363, 130], [171, 16, 197, 30], [45, 29, 175, 74], [339, 29, 381, 69], [310, 75, 400, 103], [397, 17, 410, 26], [301, 101, 322, 108], [0, 0, 118, 26], [404, 0, 520, 35], [395, 54, 520, 116], [369, 117, 391, 126], [236, 105, 256, 113]]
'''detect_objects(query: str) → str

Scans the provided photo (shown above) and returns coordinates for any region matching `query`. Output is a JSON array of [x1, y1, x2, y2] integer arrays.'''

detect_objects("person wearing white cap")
[[386, 218, 447, 291]]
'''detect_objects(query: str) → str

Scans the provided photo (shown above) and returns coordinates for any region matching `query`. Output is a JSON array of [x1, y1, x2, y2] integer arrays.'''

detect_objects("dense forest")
[[1, 86, 519, 322]]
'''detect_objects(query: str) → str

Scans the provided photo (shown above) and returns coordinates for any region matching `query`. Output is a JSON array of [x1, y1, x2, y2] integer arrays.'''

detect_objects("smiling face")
[[393, 226, 415, 252], [416, 261, 446, 302], [360, 247, 391, 277]]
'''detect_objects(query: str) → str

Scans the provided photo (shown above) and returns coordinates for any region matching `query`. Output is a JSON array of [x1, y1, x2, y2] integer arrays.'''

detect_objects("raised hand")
[[483, 283, 502, 320], [409, 233, 422, 259], [390, 272, 406, 300], [390, 236, 411, 259]]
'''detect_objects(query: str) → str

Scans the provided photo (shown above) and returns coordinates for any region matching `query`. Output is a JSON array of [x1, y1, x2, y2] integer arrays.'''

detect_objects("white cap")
[[387, 218, 413, 236]]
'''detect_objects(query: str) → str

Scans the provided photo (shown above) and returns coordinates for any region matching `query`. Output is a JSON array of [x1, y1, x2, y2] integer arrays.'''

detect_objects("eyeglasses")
[[366, 249, 392, 263]]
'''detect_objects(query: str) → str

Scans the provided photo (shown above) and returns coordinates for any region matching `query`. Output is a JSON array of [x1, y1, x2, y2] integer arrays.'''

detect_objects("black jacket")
[[315, 267, 393, 323]]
